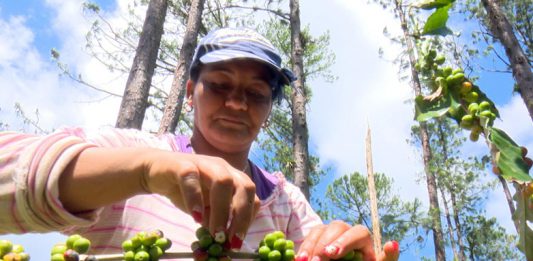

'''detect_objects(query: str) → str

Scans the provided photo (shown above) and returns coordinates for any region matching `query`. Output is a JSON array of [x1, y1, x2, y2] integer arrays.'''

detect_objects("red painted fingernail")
[[191, 210, 202, 223], [295, 252, 308, 261], [392, 240, 399, 251], [324, 245, 339, 256], [230, 234, 244, 250]]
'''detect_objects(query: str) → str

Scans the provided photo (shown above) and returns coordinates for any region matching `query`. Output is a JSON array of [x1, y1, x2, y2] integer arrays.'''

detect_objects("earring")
[[183, 98, 193, 113], [262, 120, 270, 128]]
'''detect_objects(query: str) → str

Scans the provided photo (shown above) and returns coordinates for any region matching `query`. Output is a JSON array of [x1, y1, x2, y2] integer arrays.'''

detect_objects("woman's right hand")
[[141, 149, 261, 249]]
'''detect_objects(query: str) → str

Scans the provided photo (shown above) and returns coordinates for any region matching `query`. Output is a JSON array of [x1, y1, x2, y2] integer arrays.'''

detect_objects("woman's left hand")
[[296, 221, 399, 261]]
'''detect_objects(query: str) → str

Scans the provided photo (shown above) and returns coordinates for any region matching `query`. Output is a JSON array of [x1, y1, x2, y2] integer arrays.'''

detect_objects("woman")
[[0, 27, 399, 261]]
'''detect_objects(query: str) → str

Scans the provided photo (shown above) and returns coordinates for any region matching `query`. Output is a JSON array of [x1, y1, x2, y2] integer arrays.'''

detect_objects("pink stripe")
[[10, 187, 27, 233], [112, 205, 194, 232], [86, 225, 143, 233], [247, 228, 276, 235], [150, 195, 177, 209], [255, 213, 291, 220], [0, 133, 33, 150], [27, 133, 68, 196], [91, 245, 122, 250]]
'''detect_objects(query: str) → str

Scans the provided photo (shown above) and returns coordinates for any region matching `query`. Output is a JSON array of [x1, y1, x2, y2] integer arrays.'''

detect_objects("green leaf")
[[415, 90, 461, 122], [512, 183, 533, 259], [489, 128, 532, 182], [422, 5, 452, 36], [413, 0, 455, 10]]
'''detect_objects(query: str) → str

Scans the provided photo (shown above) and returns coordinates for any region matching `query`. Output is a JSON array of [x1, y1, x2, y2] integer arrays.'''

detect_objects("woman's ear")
[[186, 79, 194, 98]]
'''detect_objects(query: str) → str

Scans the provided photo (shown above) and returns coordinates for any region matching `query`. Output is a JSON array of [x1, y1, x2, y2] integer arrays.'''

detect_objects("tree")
[[116, 0, 168, 129], [288, 0, 311, 199], [480, 0, 533, 121], [372, 0, 446, 258], [158, 0, 205, 134], [318, 172, 424, 245], [255, 19, 335, 193]]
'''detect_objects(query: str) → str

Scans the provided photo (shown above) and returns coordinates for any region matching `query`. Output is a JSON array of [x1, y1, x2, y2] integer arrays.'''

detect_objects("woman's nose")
[[225, 88, 247, 110]]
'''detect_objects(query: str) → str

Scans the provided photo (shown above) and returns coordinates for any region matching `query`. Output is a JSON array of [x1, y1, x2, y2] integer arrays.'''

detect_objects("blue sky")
[[1, 0, 531, 260]]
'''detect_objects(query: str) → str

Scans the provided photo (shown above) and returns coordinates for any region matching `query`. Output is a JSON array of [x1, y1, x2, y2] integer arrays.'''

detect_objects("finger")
[[378, 241, 399, 261], [177, 171, 204, 224], [207, 166, 235, 240], [296, 225, 326, 261], [311, 220, 350, 259], [323, 225, 375, 261], [227, 173, 259, 250]]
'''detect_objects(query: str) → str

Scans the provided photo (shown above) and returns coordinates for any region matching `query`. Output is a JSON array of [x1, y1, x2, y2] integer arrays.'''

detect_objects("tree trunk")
[[437, 122, 466, 261], [481, 0, 533, 121], [158, 0, 205, 134], [116, 0, 168, 129], [449, 192, 466, 261], [393, 0, 446, 259], [289, 0, 310, 199], [439, 188, 459, 261], [365, 126, 382, 253]]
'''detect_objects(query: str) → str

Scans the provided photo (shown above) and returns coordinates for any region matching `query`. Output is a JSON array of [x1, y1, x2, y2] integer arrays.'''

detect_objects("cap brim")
[[199, 49, 292, 86]]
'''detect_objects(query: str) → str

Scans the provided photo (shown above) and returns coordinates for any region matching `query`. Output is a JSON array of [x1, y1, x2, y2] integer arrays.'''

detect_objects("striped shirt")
[[0, 127, 322, 258]]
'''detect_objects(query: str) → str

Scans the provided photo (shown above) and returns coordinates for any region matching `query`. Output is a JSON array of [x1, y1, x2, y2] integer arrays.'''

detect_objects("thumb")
[[378, 241, 399, 261]]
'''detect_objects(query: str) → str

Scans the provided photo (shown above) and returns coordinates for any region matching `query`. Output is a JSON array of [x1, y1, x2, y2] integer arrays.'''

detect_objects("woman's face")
[[188, 59, 274, 153]]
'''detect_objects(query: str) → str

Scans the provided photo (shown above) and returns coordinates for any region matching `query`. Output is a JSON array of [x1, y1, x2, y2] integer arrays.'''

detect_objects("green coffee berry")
[[283, 249, 295, 261], [122, 240, 134, 252], [66, 234, 82, 250], [199, 234, 214, 249], [468, 103, 479, 115], [149, 245, 163, 261], [463, 91, 479, 103], [268, 250, 282, 261], [285, 240, 294, 250], [258, 245, 271, 260], [273, 239, 286, 252], [51, 244, 68, 255], [73, 238, 91, 254], [124, 251, 135, 261], [479, 101, 491, 111], [51, 253, 66, 261], [434, 55, 445, 65], [264, 233, 277, 248], [207, 243, 223, 257], [155, 237, 172, 251], [133, 250, 150, 261]]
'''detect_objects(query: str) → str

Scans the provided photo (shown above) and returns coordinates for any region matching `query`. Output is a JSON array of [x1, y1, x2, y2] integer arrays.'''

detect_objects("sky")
[[1, 0, 532, 260]]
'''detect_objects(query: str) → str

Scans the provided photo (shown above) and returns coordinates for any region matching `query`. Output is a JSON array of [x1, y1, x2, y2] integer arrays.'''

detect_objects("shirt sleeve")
[[0, 127, 176, 234]]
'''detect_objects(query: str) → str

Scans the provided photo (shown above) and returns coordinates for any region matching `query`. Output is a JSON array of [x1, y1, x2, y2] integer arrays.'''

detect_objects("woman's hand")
[[142, 149, 260, 249], [60, 147, 259, 250], [296, 221, 399, 261]]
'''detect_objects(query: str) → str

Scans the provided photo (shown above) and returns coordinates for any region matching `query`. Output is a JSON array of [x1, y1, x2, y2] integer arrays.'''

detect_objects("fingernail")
[[214, 228, 226, 243], [392, 240, 399, 251], [311, 256, 321, 261], [295, 252, 308, 261], [230, 234, 244, 250], [324, 244, 339, 256], [191, 206, 202, 223]]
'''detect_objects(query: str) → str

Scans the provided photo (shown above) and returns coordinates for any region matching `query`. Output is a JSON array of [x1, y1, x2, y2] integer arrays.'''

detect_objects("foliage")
[[411, 118, 521, 260], [318, 172, 424, 245], [254, 18, 335, 189], [411, 0, 533, 258], [463, 215, 521, 260], [458, 0, 532, 66]]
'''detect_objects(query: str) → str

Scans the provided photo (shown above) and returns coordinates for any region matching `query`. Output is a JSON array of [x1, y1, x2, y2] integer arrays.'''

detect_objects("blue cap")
[[190, 27, 296, 97]]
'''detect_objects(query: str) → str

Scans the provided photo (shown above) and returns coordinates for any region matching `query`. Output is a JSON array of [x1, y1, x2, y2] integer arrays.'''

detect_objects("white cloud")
[[303, 0, 427, 203]]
